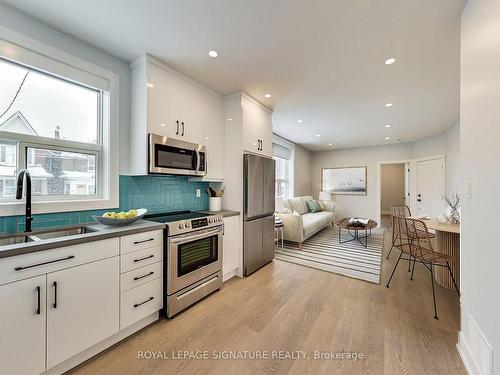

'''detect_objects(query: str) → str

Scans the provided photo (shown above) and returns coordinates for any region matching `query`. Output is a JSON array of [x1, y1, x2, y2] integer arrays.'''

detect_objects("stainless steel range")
[[145, 211, 223, 317]]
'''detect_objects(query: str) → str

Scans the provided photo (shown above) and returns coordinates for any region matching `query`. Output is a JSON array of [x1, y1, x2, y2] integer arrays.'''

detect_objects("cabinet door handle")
[[134, 271, 155, 281], [36, 286, 41, 315], [261, 140, 263, 151], [53, 281, 58, 309], [133, 238, 154, 245], [134, 296, 154, 308], [176, 120, 179, 135], [15, 255, 75, 271], [257, 140, 260, 151], [181, 122, 185, 136], [133, 254, 154, 263]]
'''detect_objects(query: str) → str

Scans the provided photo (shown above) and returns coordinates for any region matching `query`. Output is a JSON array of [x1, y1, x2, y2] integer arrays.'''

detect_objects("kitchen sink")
[[0, 233, 36, 246], [30, 226, 98, 240], [0, 225, 98, 247]]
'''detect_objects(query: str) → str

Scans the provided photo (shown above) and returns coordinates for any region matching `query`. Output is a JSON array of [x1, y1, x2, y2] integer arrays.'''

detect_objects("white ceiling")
[[1, 0, 465, 151]]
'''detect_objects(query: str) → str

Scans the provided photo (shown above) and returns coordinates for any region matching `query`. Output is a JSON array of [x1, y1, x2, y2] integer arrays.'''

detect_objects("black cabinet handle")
[[133, 254, 154, 263], [134, 296, 154, 308], [134, 271, 154, 281], [261, 140, 263, 151], [417, 199, 422, 202], [133, 238, 154, 245], [257, 140, 261, 151], [176, 120, 179, 135], [181, 122, 185, 136], [36, 286, 41, 315], [15, 255, 75, 271], [53, 281, 58, 309]]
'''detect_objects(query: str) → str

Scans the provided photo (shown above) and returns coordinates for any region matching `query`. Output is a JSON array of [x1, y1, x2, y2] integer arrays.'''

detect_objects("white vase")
[[209, 197, 222, 212]]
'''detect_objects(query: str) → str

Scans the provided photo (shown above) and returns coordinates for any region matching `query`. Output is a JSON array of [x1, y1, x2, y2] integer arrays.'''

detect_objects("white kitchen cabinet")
[[129, 55, 224, 175], [223, 215, 239, 281], [0, 275, 46, 375], [203, 100, 225, 180], [46, 257, 120, 368]]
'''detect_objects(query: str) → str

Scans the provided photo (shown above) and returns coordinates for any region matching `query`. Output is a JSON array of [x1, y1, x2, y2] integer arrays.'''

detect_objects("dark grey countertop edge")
[[196, 210, 240, 218], [0, 220, 165, 259]]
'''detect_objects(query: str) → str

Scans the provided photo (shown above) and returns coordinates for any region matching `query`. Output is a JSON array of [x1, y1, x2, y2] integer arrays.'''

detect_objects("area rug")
[[275, 226, 384, 284]]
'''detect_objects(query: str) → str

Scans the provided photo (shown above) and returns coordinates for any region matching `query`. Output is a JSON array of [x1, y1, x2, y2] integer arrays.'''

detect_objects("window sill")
[[0, 197, 118, 217]]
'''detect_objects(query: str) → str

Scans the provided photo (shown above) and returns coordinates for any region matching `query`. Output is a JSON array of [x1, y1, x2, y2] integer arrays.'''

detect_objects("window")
[[272, 140, 293, 198], [0, 57, 102, 200]]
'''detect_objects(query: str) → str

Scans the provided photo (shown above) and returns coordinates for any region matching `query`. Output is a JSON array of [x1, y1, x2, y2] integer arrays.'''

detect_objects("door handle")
[[53, 281, 58, 309], [133, 254, 155, 263], [36, 286, 41, 315], [176, 120, 179, 135], [134, 271, 155, 281], [133, 238, 154, 245], [181, 122, 185, 136], [134, 296, 154, 308], [15, 255, 75, 271]]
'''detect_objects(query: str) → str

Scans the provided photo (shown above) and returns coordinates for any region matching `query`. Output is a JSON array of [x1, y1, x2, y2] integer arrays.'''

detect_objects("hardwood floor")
[[70, 229, 465, 375]]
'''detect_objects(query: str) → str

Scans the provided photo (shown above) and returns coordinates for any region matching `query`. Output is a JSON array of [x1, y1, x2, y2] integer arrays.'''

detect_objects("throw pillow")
[[306, 200, 323, 213]]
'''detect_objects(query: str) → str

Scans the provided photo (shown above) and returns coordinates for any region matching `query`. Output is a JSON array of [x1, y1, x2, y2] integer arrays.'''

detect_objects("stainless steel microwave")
[[148, 133, 206, 176]]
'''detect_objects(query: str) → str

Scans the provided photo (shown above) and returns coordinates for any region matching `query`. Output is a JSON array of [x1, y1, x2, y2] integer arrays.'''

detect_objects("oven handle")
[[170, 227, 223, 244], [194, 148, 201, 174]]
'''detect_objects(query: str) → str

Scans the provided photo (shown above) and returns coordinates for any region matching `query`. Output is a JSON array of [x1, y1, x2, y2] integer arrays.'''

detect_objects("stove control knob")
[[218, 217, 222, 221], [178, 223, 184, 229], [208, 217, 213, 223], [185, 221, 191, 228]]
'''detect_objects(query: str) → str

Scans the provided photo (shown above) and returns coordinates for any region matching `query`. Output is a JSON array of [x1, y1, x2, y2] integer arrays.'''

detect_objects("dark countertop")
[[0, 220, 165, 259], [196, 210, 240, 218]]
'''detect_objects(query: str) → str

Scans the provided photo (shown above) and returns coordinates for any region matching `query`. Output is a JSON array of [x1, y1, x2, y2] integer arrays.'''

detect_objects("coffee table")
[[337, 218, 377, 248]]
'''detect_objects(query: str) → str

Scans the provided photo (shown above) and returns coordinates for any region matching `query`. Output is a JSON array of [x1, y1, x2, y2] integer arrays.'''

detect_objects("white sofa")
[[276, 196, 335, 248]]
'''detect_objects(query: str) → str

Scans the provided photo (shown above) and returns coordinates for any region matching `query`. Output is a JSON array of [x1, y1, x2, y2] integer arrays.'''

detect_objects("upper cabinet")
[[128, 55, 224, 179], [225, 93, 273, 158]]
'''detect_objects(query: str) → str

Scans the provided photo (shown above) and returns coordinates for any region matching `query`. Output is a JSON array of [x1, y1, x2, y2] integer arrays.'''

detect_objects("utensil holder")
[[209, 197, 222, 212]]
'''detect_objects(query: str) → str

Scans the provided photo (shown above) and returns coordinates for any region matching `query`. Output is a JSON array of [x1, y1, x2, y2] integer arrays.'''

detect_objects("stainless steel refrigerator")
[[243, 153, 276, 276]]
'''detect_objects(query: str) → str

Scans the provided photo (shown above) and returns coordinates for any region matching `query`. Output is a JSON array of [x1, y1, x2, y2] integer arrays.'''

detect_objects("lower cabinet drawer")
[[120, 246, 163, 273], [120, 277, 163, 330], [120, 262, 163, 292]]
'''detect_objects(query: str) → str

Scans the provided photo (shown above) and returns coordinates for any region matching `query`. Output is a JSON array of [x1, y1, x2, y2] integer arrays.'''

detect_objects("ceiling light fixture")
[[385, 137, 391, 140], [328, 143, 333, 146], [297, 120, 303, 124], [316, 134, 321, 137], [208, 50, 218, 58], [160, 123, 166, 127], [385, 103, 393, 107], [147, 83, 154, 88], [385, 124, 391, 128], [227, 118, 233, 121], [264, 93, 272, 98], [385, 58, 396, 65]]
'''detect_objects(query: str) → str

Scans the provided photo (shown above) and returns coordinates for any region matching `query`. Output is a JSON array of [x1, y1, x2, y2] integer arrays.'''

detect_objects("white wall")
[[0, 3, 131, 175], [380, 164, 405, 213], [460, 1, 500, 373], [294, 144, 312, 196], [311, 125, 460, 220]]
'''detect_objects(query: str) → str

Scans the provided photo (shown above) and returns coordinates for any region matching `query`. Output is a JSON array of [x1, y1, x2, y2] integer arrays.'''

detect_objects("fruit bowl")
[[92, 209, 148, 227]]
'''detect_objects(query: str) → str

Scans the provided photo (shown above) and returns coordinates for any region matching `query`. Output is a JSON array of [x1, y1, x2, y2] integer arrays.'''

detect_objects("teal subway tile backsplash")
[[0, 175, 209, 234]]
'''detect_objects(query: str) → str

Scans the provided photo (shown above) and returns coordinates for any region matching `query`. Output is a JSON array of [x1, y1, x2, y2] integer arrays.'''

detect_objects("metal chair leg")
[[386, 252, 402, 288], [430, 263, 438, 319], [408, 255, 412, 272], [410, 257, 416, 280], [386, 244, 394, 259], [446, 261, 460, 297]]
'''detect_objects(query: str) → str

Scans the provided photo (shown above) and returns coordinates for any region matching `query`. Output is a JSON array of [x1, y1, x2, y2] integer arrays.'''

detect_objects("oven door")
[[167, 226, 223, 294], [149, 133, 206, 176]]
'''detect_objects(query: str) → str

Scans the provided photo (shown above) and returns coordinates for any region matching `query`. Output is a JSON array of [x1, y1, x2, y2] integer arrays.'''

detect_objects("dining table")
[[416, 218, 460, 290]]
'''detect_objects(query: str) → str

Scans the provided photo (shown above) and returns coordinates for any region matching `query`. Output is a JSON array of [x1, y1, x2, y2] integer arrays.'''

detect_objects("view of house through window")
[[0, 57, 102, 199]]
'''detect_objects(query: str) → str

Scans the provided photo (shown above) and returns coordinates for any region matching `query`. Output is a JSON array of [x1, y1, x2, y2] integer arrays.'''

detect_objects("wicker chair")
[[385, 216, 459, 319], [386, 205, 411, 260]]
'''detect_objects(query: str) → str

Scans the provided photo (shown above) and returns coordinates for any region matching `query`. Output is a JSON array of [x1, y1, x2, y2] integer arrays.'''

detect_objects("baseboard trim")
[[457, 331, 484, 375], [223, 268, 238, 282], [43, 312, 159, 375]]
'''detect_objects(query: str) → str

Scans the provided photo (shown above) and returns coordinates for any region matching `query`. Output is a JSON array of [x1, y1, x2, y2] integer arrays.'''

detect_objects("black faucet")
[[16, 169, 33, 232]]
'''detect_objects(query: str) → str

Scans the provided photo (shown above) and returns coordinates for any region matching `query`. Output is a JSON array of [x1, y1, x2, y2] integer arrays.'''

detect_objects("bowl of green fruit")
[[92, 208, 147, 226]]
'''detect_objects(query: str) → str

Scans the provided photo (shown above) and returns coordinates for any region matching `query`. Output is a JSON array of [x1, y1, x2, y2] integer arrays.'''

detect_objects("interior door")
[[262, 215, 275, 265], [47, 257, 120, 368], [244, 219, 263, 275], [416, 157, 445, 217], [244, 154, 264, 219], [263, 157, 276, 216], [0, 275, 46, 375]]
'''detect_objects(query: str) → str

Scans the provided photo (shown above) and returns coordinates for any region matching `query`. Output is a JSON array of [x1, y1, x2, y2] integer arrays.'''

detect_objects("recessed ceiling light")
[[147, 83, 154, 88], [385, 58, 396, 65], [316, 134, 321, 137], [160, 123, 166, 127], [208, 50, 218, 58], [328, 143, 333, 146], [385, 137, 391, 140], [227, 118, 233, 121], [297, 120, 303, 123], [385, 103, 393, 107], [385, 124, 391, 128], [264, 93, 272, 98]]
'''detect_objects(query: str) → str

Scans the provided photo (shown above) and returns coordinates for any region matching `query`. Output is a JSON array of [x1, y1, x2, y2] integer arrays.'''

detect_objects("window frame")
[[272, 134, 295, 198], [0, 29, 119, 216]]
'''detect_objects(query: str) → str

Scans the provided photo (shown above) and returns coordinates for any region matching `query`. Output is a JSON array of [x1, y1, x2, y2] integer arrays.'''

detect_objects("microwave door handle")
[[195, 148, 201, 174]]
